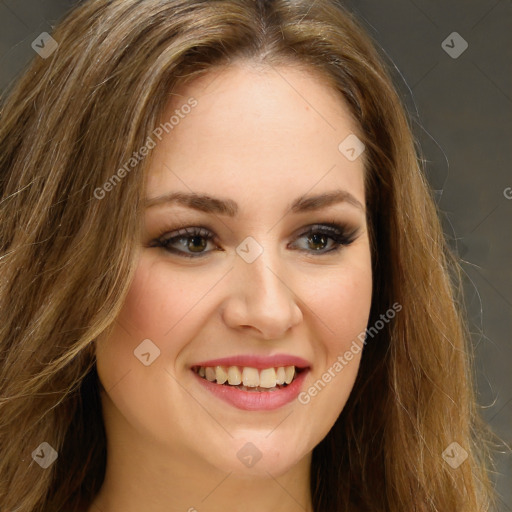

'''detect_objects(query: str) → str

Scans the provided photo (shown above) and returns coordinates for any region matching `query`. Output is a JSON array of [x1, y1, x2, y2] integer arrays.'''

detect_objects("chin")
[[196, 430, 312, 478]]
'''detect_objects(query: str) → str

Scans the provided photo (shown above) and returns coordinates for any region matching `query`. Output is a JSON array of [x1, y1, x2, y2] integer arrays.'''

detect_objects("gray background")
[[0, 0, 511, 509]]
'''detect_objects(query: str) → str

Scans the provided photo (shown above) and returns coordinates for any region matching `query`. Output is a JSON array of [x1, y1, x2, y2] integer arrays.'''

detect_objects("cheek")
[[295, 247, 372, 428], [95, 257, 188, 390], [322, 273, 372, 348], [305, 249, 372, 356], [115, 256, 220, 340], [96, 254, 231, 392], [118, 259, 183, 337]]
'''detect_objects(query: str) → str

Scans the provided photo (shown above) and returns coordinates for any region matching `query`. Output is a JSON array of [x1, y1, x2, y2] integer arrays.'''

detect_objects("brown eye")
[[152, 223, 358, 259], [185, 235, 208, 253], [291, 223, 358, 255], [306, 232, 330, 251], [152, 227, 217, 258]]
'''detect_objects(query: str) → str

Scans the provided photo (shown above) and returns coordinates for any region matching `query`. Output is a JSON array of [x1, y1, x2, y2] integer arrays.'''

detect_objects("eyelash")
[[150, 223, 359, 259]]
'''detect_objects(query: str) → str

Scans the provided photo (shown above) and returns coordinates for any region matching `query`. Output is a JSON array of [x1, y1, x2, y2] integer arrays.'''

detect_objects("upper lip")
[[191, 354, 311, 370]]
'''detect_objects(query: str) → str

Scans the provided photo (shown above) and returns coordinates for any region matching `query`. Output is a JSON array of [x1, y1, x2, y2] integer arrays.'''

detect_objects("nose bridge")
[[224, 238, 303, 338], [242, 246, 285, 302]]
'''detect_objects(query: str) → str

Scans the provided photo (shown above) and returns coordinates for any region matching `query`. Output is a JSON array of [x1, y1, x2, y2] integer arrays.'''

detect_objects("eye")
[[290, 223, 359, 254], [150, 223, 358, 258], [150, 226, 219, 259]]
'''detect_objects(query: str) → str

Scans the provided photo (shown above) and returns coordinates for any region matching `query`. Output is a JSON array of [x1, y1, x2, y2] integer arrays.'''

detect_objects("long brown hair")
[[0, 1, 497, 510]]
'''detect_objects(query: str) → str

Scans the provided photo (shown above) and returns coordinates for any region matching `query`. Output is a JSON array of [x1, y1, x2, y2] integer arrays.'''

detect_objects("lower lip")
[[193, 370, 309, 411]]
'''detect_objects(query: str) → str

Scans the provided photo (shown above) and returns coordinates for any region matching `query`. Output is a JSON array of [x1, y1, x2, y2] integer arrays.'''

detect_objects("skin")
[[89, 61, 372, 512]]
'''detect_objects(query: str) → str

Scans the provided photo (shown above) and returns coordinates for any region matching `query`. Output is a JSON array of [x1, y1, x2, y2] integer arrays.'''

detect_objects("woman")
[[0, 1, 497, 510]]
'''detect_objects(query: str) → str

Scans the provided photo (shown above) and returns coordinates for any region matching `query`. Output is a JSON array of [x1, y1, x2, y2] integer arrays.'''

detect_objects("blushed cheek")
[[115, 258, 187, 340], [94, 260, 171, 390], [116, 260, 163, 336], [118, 255, 228, 341], [95, 260, 183, 395], [313, 266, 371, 423], [106, 257, 218, 380], [317, 265, 372, 357]]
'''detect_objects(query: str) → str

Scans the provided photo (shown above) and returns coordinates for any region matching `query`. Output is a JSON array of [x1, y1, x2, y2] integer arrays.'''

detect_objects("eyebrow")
[[145, 189, 365, 215]]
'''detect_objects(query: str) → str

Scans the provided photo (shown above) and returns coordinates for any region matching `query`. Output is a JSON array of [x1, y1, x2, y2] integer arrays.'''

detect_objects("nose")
[[221, 245, 303, 340]]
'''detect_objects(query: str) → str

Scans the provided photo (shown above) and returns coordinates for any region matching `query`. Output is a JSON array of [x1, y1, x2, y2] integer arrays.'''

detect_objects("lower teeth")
[[199, 377, 290, 391], [228, 384, 286, 392]]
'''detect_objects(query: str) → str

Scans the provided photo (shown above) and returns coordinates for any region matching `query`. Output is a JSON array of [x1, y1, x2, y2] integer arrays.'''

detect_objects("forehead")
[[146, 62, 365, 209]]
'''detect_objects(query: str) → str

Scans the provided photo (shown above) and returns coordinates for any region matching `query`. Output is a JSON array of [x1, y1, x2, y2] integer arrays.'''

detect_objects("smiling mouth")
[[192, 365, 305, 392]]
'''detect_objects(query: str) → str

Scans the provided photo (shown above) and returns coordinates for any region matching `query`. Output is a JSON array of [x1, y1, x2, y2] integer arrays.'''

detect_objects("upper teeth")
[[197, 365, 296, 387]]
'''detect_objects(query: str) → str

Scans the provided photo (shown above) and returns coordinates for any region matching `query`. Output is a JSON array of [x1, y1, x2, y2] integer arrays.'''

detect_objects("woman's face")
[[95, 62, 372, 480]]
